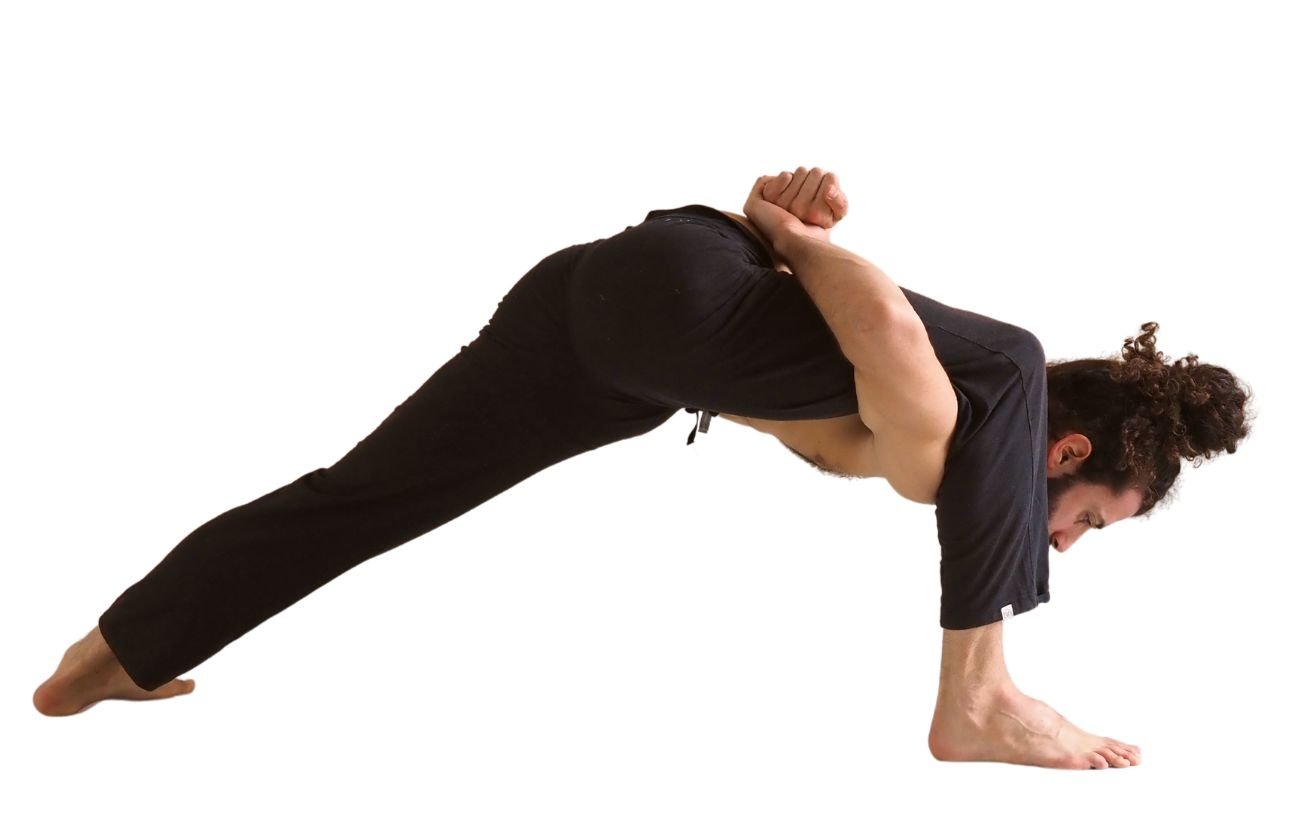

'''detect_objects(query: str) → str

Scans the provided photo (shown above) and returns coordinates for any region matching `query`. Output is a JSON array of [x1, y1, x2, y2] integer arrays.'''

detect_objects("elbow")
[[872, 297, 926, 335]]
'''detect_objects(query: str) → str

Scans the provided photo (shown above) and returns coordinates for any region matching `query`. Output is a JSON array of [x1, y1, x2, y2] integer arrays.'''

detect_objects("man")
[[37, 168, 1252, 771]]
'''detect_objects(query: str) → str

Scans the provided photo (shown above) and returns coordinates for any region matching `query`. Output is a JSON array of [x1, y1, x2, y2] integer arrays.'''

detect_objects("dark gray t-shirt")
[[899, 287, 1052, 630], [644, 205, 1052, 630]]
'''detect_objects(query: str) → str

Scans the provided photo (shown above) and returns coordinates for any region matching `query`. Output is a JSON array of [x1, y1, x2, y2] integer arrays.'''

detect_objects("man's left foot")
[[33, 626, 196, 716], [928, 685, 1141, 769]]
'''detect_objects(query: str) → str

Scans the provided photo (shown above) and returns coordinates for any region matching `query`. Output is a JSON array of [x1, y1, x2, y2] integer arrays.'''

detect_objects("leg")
[[35, 240, 676, 714]]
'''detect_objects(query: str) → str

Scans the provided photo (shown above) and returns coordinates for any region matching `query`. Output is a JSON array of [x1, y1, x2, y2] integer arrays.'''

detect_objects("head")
[[1043, 322, 1255, 553]]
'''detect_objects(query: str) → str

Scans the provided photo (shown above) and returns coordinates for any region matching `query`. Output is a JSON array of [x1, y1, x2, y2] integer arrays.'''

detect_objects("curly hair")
[[1044, 321, 1255, 517]]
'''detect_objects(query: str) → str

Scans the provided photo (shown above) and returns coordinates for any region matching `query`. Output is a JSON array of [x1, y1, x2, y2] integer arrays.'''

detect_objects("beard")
[[1046, 470, 1085, 521]]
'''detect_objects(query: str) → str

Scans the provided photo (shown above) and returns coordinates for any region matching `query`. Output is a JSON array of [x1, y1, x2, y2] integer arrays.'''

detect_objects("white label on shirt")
[[1001, 604, 1014, 621]]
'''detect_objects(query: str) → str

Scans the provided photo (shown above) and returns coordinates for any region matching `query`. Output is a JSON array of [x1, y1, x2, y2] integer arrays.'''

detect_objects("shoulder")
[[1002, 326, 1046, 374], [897, 289, 1044, 364]]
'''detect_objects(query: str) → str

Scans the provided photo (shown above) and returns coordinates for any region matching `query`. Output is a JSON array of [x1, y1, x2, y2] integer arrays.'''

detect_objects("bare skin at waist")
[[717, 412, 886, 484]]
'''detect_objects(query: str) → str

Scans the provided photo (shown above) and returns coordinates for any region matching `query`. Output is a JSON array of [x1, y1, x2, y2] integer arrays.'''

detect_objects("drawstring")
[[684, 408, 718, 445]]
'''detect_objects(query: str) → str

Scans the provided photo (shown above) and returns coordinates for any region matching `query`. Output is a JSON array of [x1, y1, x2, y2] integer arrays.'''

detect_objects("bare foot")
[[33, 626, 196, 716], [928, 687, 1142, 770]]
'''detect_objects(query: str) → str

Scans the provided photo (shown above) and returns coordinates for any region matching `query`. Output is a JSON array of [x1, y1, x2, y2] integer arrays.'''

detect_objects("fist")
[[760, 167, 848, 230]]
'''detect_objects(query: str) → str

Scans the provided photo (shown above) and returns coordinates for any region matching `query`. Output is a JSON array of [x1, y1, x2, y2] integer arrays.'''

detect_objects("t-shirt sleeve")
[[933, 350, 1051, 630]]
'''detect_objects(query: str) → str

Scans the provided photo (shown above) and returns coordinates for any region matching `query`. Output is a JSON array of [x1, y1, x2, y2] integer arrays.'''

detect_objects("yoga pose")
[[34, 168, 1253, 770]]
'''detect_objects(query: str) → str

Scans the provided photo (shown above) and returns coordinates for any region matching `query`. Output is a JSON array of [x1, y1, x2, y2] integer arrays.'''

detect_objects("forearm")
[[775, 232, 917, 364]]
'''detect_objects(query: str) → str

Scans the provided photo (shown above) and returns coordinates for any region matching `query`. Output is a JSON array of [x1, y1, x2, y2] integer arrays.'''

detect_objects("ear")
[[1048, 432, 1093, 474]]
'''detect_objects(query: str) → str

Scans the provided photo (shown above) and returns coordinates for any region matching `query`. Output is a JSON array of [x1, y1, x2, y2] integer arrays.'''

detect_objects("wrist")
[[771, 227, 798, 263], [775, 230, 827, 268]]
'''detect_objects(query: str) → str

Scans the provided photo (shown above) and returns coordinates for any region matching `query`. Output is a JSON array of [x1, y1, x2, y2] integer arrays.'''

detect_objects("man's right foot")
[[32, 626, 196, 717], [928, 686, 1142, 769]]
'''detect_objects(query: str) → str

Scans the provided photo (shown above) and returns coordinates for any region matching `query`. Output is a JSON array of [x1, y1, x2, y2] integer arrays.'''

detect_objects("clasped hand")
[[742, 166, 849, 261]]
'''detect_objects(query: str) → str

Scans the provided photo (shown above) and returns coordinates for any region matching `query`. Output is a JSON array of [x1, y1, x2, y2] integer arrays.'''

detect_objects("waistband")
[[642, 204, 773, 264]]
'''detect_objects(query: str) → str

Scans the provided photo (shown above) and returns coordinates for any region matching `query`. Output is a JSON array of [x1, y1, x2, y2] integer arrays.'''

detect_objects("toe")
[[1108, 743, 1139, 762], [1097, 747, 1129, 768], [1104, 737, 1141, 760], [1085, 751, 1109, 769], [153, 678, 196, 700]]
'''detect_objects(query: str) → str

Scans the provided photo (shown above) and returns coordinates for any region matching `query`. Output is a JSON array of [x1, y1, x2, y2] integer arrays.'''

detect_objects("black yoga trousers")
[[98, 204, 861, 691]]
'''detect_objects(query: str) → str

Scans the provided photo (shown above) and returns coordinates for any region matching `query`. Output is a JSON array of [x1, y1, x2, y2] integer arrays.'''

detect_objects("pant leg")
[[98, 241, 676, 691]]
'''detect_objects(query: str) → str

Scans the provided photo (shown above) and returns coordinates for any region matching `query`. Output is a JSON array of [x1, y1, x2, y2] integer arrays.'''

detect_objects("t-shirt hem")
[[940, 590, 1051, 630]]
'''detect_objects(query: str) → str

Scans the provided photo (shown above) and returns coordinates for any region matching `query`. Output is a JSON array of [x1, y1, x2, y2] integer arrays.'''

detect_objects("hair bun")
[[1120, 321, 1166, 366], [1046, 320, 1253, 516]]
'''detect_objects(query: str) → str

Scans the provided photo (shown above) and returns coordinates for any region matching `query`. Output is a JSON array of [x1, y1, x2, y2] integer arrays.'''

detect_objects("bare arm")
[[777, 231, 957, 447], [718, 167, 849, 273], [734, 168, 956, 500], [776, 230, 914, 346], [740, 167, 917, 352]]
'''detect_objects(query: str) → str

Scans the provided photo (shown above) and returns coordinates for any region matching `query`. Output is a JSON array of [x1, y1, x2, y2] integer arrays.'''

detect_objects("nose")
[[1052, 532, 1079, 553]]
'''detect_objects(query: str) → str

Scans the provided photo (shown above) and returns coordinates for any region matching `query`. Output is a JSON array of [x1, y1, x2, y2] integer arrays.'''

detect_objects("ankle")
[[64, 627, 118, 672], [937, 677, 1021, 714]]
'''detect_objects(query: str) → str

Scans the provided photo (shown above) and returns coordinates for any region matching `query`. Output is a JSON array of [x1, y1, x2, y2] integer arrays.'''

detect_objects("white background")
[[3, 1, 1293, 813]]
